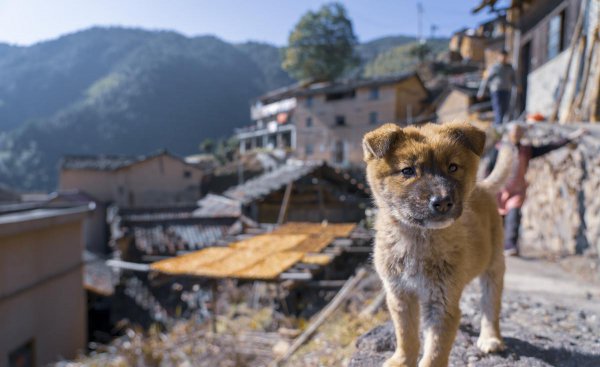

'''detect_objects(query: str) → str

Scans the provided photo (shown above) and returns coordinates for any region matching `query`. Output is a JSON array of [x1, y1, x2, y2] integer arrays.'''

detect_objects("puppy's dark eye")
[[400, 167, 415, 177], [448, 163, 458, 173]]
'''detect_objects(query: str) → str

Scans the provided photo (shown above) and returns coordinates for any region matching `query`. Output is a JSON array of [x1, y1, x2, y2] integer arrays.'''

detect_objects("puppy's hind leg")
[[383, 291, 420, 367], [477, 252, 506, 353]]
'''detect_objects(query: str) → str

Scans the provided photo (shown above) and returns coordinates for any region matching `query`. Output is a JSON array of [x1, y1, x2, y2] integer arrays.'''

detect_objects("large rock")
[[349, 285, 600, 367]]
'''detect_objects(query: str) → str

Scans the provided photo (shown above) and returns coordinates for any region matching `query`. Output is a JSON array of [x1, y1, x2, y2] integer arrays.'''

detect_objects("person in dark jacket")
[[485, 124, 587, 256], [478, 50, 518, 125]]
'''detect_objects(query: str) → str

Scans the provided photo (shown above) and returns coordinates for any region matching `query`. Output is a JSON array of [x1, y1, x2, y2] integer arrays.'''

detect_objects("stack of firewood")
[[519, 124, 600, 257]]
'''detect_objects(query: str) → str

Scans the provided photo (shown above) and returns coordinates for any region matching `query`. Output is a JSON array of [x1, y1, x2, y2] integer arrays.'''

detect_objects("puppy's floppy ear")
[[363, 123, 402, 161], [443, 122, 486, 157]]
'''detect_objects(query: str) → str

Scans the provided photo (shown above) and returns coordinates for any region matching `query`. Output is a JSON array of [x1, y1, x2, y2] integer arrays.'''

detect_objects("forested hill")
[[0, 27, 446, 191]]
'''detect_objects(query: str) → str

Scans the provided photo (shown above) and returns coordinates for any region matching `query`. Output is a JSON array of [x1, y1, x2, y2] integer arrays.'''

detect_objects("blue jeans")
[[504, 208, 521, 251], [491, 90, 511, 125]]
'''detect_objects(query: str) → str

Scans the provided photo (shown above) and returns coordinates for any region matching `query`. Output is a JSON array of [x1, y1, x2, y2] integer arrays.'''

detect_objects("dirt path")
[[349, 257, 600, 367]]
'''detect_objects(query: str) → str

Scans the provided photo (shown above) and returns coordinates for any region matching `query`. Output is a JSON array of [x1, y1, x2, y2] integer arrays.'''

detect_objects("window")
[[369, 87, 379, 100], [335, 115, 346, 126], [333, 140, 345, 164], [305, 96, 313, 107], [183, 170, 191, 178], [305, 144, 314, 156], [306, 117, 313, 127], [9, 340, 34, 367], [325, 90, 356, 101], [547, 10, 566, 60], [369, 111, 378, 125]]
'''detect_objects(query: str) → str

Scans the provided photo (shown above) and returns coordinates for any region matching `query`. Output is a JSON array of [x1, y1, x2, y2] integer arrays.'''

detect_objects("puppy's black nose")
[[429, 195, 453, 214]]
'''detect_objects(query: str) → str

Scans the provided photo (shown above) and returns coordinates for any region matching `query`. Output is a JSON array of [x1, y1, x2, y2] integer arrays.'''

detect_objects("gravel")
[[349, 284, 600, 367]]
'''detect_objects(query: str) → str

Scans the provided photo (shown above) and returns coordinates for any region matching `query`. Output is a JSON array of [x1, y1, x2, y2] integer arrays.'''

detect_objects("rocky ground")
[[349, 257, 600, 367], [63, 256, 600, 367]]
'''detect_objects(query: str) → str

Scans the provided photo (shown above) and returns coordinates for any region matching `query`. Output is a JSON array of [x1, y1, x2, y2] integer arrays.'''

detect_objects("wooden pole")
[[271, 268, 368, 366], [549, 0, 586, 122], [316, 168, 328, 221], [572, 28, 599, 121], [277, 182, 293, 225], [211, 280, 218, 333]]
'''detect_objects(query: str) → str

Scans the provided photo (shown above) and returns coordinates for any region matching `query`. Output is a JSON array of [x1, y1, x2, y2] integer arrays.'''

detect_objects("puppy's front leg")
[[419, 297, 460, 367], [384, 291, 420, 367]]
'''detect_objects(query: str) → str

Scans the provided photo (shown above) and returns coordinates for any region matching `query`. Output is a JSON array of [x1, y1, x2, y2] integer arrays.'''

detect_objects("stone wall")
[[520, 123, 600, 257]]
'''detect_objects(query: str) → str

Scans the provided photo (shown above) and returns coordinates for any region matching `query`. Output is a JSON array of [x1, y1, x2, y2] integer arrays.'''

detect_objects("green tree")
[[199, 138, 215, 154], [409, 42, 433, 63], [282, 2, 359, 82]]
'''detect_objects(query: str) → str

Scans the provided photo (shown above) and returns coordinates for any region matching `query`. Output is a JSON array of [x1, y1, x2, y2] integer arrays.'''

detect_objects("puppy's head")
[[363, 122, 485, 229]]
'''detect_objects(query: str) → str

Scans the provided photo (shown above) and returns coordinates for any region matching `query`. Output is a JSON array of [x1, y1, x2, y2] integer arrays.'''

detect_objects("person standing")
[[485, 124, 587, 256], [478, 50, 518, 125]]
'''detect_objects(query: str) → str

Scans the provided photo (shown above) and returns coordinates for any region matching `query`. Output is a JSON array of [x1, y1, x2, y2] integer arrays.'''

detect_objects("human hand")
[[568, 128, 588, 141]]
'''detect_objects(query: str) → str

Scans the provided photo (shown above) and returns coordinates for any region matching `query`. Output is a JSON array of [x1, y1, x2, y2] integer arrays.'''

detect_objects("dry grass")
[[64, 272, 385, 367]]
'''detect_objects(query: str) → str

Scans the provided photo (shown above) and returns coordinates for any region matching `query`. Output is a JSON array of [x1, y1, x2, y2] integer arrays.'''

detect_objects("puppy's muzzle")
[[429, 195, 454, 215]]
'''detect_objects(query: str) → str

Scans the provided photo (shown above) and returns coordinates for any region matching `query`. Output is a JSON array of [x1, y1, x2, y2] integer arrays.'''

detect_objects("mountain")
[[236, 42, 295, 91], [0, 28, 278, 190], [0, 27, 446, 191], [363, 38, 449, 77]]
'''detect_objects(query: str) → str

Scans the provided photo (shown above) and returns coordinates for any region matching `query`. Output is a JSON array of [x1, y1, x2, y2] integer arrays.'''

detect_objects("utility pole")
[[417, 2, 425, 44]]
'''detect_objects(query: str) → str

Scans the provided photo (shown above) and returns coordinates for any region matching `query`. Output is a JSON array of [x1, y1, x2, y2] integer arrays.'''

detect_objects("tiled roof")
[[222, 161, 321, 205], [258, 72, 421, 104], [132, 222, 234, 256], [61, 151, 202, 171], [61, 154, 141, 170]]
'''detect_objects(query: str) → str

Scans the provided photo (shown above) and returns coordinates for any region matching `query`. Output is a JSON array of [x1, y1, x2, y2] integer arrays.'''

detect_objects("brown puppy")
[[363, 122, 513, 367]]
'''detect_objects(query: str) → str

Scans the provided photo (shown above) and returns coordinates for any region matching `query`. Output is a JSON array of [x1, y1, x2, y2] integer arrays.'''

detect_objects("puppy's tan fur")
[[363, 122, 513, 367]]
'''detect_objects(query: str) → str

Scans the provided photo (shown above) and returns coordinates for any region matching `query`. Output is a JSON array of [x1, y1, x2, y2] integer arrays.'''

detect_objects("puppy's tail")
[[478, 143, 517, 194]]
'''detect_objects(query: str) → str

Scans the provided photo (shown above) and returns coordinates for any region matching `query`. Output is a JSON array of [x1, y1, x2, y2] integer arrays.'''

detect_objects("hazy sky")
[[0, 0, 495, 46]]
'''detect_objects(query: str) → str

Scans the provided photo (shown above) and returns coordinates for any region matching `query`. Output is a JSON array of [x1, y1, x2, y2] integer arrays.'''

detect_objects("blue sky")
[[0, 0, 496, 46]]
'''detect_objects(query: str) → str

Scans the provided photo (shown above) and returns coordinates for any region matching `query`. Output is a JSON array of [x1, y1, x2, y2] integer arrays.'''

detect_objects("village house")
[[474, 0, 598, 121], [448, 15, 507, 66], [436, 85, 480, 122], [59, 151, 206, 208], [198, 161, 371, 223], [235, 73, 429, 166], [0, 204, 90, 367]]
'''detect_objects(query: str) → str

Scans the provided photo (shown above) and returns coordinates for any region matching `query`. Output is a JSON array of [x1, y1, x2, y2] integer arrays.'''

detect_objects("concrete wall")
[[294, 77, 428, 166], [526, 49, 570, 115], [437, 90, 471, 122], [0, 210, 87, 367], [59, 170, 115, 203], [113, 155, 203, 207]]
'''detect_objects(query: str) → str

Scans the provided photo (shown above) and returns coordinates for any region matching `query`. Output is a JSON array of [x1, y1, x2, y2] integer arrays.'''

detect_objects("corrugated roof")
[[223, 161, 321, 205], [194, 194, 242, 218]]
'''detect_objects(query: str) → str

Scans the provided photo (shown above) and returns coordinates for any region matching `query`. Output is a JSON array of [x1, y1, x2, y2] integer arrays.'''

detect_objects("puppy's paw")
[[382, 359, 408, 367], [477, 336, 506, 353], [382, 354, 415, 367]]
